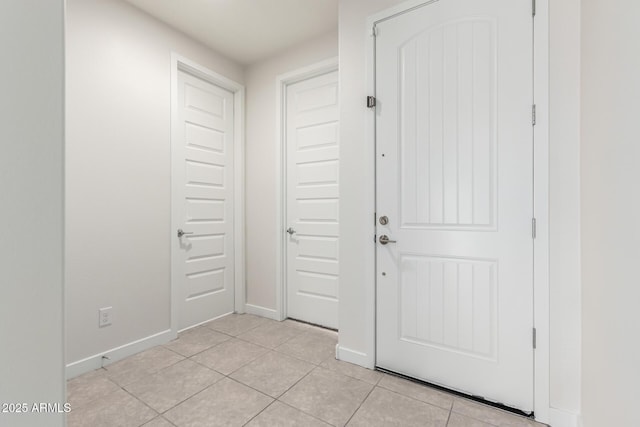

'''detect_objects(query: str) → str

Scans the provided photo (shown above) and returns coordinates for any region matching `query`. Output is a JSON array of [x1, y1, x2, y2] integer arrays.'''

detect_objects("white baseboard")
[[336, 345, 374, 369], [244, 303, 281, 321], [65, 329, 174, 379], [548, 407, 581, 427]]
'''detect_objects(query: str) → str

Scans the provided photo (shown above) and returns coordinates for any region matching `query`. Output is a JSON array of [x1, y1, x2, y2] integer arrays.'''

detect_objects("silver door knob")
[[286, 227, 296, 235], [379, 235, 397, 245], [177, 229, 194, 238]]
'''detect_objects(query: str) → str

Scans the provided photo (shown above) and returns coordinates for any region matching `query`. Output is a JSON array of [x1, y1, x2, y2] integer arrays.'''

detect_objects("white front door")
[[375, 0, 534, 411], [285, 70, 340, 329], [172, 69, 235, 331]]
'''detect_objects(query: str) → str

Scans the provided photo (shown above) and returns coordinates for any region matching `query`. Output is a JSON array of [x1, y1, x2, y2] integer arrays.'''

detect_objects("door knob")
[[379, 235, 397, 245], [286, 227, 296, 235], [177, 229, 194, 238]]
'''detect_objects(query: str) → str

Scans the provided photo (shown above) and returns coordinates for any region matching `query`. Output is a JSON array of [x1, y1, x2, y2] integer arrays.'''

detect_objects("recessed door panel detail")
[[297, 160, 338, 186], [186, 268, 225, 300], [185, 83, 225, 118], [399, 255, 497, 360], [296, 122, 339, 151], [185, 199, 224, 223], [185, 122, 225, 153], [295, 82, 338, 112], [399, 19, 497, 229], [296, 271, 338, 301], [186, 161, 224, 188], [185, 234, 225, 261], [286, 70, 340, 329], [297, 199, 338, 222], [297, 236, 338, 261]]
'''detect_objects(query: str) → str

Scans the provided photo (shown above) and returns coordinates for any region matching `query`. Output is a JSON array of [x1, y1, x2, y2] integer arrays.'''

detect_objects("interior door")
[[285, 70, 340, 329], [172, 69, 235, 331], [375, 0, 534, 411]]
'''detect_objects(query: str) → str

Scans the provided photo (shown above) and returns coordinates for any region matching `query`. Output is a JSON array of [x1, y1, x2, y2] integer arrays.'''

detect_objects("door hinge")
[[532, 328, 537, 349], [371, 26, 378, 37], [532, 104, 537, 126], [532, 0, 536, 17], [532, 218, 537, 239], [367, 96, 377, 108]]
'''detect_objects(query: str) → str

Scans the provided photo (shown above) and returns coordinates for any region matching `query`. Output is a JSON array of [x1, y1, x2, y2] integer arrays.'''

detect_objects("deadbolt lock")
[[379, 215, 389, 225]]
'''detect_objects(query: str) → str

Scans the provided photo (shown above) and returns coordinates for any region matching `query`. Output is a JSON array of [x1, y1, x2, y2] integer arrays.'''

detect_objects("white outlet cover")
[[99, 307, 113, 327]]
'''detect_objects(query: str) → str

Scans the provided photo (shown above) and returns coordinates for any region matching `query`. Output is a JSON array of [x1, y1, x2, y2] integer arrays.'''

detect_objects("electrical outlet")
[[99, 307, 112, 328]]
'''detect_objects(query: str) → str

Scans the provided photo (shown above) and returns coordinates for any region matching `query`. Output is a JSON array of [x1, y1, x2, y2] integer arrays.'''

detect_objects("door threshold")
[[375, 367, 534, 419], [286, 317, 338, 332]]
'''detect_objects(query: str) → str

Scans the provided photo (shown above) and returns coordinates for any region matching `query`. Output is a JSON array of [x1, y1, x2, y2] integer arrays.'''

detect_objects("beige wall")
[[338, 0, 582, 424], [65, 0, 243, 367], [244, 31, 338, 313], [581, 1, 640, 426], [0, 1, 65, 425]]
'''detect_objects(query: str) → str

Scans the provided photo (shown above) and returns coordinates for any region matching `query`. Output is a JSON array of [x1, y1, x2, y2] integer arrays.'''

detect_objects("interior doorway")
[[374, 0, 535, 412], [276, 59, 340, 329], [171, 55, 246, 333]]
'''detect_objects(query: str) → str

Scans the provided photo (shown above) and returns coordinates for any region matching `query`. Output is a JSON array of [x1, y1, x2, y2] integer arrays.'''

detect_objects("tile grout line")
[[153, 370, 224, 416], [240, 398, 279, 427], [272, 365, 340, 424], [342, 379, 377, 427]]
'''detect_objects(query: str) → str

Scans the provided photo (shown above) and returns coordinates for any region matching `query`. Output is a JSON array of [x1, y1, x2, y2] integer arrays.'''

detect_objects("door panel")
[[286, 70, 340, 329], [173, 70, 234, 330], [375, 0, 534, 411]]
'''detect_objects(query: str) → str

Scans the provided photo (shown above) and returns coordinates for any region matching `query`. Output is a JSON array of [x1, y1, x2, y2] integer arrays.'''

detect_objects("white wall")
[[338, 0, 582, 423], [65, 0, 243, 369], [549, 0, 582, 418], [244, 31, 338, 313], [0, 1, 65, 426], [581, 1, 640, 426]]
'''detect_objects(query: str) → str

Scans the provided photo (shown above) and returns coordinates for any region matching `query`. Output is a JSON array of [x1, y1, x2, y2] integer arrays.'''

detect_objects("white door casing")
[[375, 0, 534, 412], [172, 65, 236, 331], [285, 70, 340, 329]]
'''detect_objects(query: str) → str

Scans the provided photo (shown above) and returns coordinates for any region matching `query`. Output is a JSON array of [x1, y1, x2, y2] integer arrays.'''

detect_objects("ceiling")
[[123, 0, 338, 65]]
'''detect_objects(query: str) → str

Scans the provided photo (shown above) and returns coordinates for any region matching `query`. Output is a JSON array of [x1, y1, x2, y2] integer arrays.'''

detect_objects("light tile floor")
[[67, 314, 547, 427]]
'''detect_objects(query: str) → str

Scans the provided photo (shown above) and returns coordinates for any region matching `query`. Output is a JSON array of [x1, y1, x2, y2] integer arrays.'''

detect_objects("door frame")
[[364, 0, 551, 423], [270, 57, 340, 322], [170, 53, 246, 335]]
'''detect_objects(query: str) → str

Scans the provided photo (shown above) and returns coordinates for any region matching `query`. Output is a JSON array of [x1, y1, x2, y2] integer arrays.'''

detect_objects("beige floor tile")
[[246, 401, 331, 427], [163, 327, 231, 357], [190, 338, 268, 375], [275, 329, 337, 365], [67, 368, 120, 409], [124, 359, 222, 413], [105, 347, 184, 386], [67, 388, 157, 427], [202, 313, 268, 336], [280, 367, 373, 427], [377, 374, 454, 410], [230, 351, 314, 397], [347, 387, 449, 427], [452, 398, 542, 427], [164, 378, 273, 427], [143, 416, 176, 427], [237, 320, 305, 349], [447, 412, 495, 427], [320, 358, 383, 385]]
